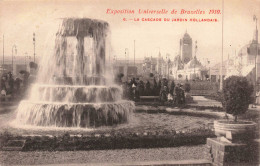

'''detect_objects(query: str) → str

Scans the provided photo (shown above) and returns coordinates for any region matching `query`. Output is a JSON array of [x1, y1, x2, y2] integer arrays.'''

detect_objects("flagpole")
[[254, 15, 258, 104], [134, 40, 135, 66], [33, 33, 36, 63], [220, 0, 224, 91], [2, 35, 4, 67]]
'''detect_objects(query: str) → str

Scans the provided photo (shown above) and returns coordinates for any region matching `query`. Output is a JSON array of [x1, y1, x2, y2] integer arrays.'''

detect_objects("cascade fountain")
[[15, 18, 135, 128]]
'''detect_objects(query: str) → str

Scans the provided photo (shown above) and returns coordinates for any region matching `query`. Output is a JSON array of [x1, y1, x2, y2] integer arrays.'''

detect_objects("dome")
[[183, 32, 191, 39], [238, 43, 260, 56]]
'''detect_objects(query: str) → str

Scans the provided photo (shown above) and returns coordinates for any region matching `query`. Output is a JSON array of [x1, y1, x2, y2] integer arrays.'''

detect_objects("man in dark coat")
[[174, 83, 181, 105], [145, 81, 151, 96], [160, 85, 168, 104], [137, 80, 145, 96], [6, 72, 14, 95], [179, 84, 186, 105]]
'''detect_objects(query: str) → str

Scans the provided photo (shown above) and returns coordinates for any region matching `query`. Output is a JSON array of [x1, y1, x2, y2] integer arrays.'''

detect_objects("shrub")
[[222, 76, 253, 121]]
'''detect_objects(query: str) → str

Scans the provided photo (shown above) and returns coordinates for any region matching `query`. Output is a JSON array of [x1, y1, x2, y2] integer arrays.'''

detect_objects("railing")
[[139, 96, 159, 101]]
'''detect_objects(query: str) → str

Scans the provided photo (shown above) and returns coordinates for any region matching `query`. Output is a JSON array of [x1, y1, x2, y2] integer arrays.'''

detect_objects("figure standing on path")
[[256, 90, 260, 106], [160, 85, 168, 104]]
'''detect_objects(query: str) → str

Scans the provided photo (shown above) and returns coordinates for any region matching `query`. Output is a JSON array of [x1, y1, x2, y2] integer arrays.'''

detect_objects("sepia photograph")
[[0, 0, 259, 165]]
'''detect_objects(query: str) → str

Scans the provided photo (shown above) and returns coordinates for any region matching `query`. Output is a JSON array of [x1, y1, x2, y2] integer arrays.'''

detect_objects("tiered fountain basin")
[[16, 100, 134, 128], [15, 84, 135, 128], [30, 84, 123, 102]]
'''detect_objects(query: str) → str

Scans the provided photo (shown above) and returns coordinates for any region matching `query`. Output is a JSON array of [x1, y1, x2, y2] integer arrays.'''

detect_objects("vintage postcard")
[[0, 0, 259, 165]]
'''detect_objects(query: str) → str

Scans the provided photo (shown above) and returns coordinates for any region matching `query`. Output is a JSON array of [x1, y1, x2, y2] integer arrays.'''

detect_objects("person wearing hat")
[[6, 72, 14, 97], [0, 75, 7, 92], [160, 85, 168, 104], [138, 80, 145, 96], [173, 83, 181, 105], [0, 75, 7, 101], [132, 83, 140, 101], [130, 77, 137, 87], [145, 80, 151, 96]]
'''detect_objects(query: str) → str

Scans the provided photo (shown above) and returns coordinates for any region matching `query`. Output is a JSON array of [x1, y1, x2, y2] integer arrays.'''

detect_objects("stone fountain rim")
[[32, 84, 122, 89], [19, 100, 135, 106]]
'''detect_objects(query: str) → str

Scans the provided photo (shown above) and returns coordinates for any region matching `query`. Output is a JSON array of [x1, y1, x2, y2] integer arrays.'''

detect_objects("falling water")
[[15, 18, 134, 128]]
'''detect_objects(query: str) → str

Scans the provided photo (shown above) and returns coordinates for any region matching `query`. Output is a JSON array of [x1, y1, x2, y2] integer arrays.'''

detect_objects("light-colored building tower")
[[180, 31, 193, 64]]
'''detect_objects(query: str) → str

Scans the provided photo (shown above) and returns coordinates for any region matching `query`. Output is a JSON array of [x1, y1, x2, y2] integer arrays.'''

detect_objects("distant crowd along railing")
[[176, 81, 219, 96]]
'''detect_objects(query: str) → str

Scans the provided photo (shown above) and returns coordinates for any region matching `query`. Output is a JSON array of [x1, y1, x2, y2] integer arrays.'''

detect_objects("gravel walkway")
[[0, 145, 207, 165]]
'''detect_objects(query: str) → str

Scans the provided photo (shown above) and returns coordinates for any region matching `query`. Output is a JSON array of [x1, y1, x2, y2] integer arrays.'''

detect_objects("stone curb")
[[135, 105, 233, 120], [32, 159, 212, 166]]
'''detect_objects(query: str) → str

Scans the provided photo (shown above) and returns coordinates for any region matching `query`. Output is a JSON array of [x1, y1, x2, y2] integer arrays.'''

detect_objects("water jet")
[[15, 18, 134, 128]]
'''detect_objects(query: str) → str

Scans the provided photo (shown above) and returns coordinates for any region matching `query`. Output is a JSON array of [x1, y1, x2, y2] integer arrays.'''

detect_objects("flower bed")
[[0, 128, 215, 151]]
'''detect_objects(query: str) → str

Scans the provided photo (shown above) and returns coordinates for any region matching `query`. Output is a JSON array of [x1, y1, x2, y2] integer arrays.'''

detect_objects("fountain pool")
[[14, 18, 135, 128]]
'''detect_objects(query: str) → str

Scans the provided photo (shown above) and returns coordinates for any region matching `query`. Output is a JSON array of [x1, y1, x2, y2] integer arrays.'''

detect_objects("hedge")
[[1, 128, 215, 151]]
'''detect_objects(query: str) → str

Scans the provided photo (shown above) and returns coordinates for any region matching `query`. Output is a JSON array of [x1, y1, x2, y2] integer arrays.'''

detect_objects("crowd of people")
[[0, 62, 38, 102], [118, 77, 188, 106], [0, 71, 31, 101]]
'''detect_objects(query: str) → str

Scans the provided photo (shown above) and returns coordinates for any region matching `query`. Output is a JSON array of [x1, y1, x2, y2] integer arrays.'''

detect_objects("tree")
[[222, 76, 253, 121], [29, 62, 38, 70]]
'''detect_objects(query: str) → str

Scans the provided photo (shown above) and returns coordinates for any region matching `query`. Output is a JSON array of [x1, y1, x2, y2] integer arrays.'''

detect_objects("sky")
[[0, 0, 259, 66]]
